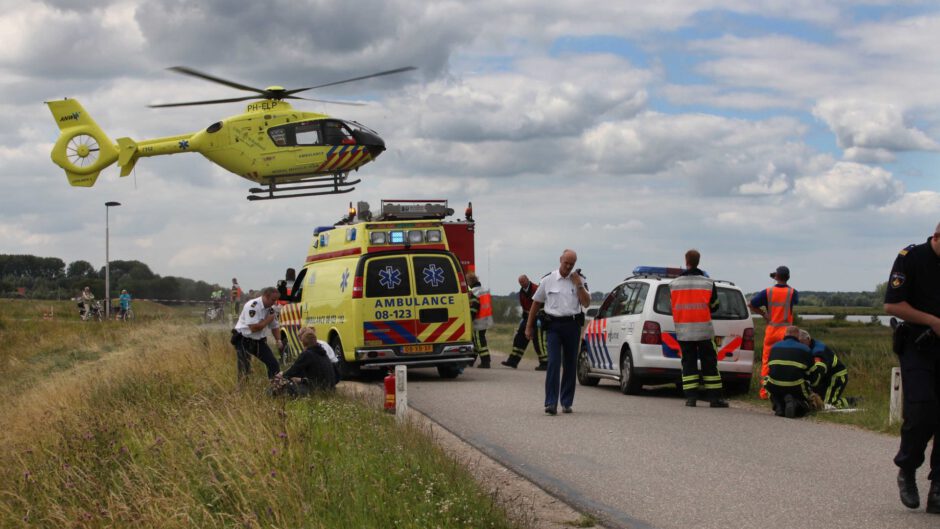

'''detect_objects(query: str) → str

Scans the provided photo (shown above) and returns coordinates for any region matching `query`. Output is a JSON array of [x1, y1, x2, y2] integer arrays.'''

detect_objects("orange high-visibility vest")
[[477, 291, 493, 319], [669, 275, 715, 341], [472, 287, 494, 330], [766, 286, 795, 330]]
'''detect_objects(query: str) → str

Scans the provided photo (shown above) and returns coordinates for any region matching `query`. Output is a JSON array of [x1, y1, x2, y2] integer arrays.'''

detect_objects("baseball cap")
[[770, 265, 790, 280]]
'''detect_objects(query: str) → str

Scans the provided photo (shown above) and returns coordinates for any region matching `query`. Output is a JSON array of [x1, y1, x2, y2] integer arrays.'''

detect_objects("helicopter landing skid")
[[246, 174, 361, 201]]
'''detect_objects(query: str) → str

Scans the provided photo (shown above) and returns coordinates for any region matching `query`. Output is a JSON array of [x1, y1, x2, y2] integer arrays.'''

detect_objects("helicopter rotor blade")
[[167, 66, 267, 95], [284, 95, 366, 107], [285, 66, 417, 95], [148, 95, 260, 108]]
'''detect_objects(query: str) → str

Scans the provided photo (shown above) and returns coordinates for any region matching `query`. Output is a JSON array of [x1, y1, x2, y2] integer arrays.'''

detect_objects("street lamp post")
[[105, 201, 121, 320]]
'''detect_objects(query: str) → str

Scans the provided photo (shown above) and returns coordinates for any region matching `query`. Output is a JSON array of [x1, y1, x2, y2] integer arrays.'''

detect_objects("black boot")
[[898, 468, 920, 509], [535, 360, 548, 371], [501, 355, 520, 368], [927, 480, 940, 513], [478, 356, 491, 368], [685, 390, 698, 407]]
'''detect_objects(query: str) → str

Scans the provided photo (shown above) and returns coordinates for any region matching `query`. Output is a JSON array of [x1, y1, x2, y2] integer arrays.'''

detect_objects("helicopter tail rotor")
[[46, 99, 119, 187]]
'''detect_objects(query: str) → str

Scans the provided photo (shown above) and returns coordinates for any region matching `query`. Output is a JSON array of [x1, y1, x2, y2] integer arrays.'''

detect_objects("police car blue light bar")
[[632, 266, 708, 278]]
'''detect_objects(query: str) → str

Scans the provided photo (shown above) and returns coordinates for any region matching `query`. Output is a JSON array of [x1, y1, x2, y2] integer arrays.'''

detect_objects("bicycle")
[[117, 307, 134, 321], [79, 301, 103, 322], [204, 304, 225, 323]]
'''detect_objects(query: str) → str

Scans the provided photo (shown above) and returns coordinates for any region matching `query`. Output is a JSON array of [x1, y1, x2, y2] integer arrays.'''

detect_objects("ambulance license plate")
[[403, 344, 433, 354]]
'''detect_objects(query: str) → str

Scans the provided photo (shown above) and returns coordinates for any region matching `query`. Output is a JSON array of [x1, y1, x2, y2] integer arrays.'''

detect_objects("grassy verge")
[[0, 301, 521, 529]]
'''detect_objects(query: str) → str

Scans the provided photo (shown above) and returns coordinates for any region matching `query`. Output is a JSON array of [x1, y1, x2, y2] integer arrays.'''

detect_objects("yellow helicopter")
[[46, 66, 416, 200]]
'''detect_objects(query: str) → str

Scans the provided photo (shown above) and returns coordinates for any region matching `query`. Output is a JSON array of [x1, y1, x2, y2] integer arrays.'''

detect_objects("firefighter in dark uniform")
[[885, 225, 940, 513], [764, 326, 815, 418], [502, 274, 548, 370], [798, 329, 853, 409]]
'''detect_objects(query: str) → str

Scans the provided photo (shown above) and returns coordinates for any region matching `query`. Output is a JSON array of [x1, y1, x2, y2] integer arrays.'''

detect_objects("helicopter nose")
[[352, 129, 386, 159]]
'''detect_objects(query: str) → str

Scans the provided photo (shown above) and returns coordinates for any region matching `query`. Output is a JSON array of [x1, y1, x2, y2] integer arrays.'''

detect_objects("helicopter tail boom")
[[46, 99, 119, 187]]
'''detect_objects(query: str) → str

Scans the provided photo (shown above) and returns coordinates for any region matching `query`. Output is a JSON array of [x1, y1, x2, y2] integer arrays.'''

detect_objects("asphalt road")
[[406, 353, 937, 529]]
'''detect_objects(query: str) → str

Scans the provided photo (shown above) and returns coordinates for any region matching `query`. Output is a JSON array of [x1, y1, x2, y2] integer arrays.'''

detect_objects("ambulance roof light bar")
[[379, 199, 454, 220]]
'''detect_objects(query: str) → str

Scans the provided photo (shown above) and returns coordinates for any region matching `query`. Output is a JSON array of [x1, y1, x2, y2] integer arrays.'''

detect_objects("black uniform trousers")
[[510, 317, 546, 360], [766, 382, 811, 417], [678, 340, 723, 400], [544, 318, 580, 408], [235, 336, 280, 381], [895, 333, 940, 480]]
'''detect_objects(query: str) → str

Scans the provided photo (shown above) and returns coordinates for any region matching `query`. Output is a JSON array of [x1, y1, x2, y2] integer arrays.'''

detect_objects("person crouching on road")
[[798, 329, 855, 409], [669, 249, 729, 408], [233, 287, 281, 382], [272, 327, 336, 396], [466, 272, 493, 368], [526, 249, 590, 415], [765, 326, 815, 418]]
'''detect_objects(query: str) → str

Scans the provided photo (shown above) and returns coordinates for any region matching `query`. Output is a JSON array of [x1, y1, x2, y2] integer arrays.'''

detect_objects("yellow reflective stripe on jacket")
[[767, 359, 808, 370], [765, 377, 805, 387]]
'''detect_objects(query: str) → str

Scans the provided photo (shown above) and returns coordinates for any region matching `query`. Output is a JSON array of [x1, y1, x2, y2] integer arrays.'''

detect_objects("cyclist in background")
[[118, 289, 132, 320]]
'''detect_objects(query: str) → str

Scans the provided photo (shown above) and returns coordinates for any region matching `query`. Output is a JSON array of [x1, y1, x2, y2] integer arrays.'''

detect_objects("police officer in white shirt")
[[525, 249, 590, 415], [233, 286, 282, 381]]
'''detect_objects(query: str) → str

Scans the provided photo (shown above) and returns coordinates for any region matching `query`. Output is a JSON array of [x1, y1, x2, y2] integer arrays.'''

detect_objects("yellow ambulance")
[[278, 200, 476, 378]]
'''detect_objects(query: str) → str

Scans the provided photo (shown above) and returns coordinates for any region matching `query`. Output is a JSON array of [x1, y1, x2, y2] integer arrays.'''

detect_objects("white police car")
[[577, 266, 754, 394]]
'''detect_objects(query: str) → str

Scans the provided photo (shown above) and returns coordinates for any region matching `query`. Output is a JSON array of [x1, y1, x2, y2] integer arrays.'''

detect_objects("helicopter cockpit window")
[[294, 122, 322, 146], [323, 121, 356, 145], [269, 127, 288, 146]]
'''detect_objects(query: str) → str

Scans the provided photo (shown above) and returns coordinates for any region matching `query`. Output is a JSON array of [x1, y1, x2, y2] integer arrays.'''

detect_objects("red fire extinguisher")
[[383, 369, 396, 413]]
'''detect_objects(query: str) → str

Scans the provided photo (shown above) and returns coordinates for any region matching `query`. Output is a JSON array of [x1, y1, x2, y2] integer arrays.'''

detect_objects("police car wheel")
[[619, 349, 640, 395], [577, 346, 599, 386]]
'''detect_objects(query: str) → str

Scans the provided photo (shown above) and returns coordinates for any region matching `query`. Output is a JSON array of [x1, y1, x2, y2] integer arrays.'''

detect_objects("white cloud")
[[794, 162, 903, 210], [878, 190, 940, 218], [813, 98, 939, 159], [736, 163, 790, 195]]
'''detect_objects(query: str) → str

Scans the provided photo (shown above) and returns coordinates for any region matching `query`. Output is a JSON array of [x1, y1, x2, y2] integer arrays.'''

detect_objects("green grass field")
[[0, 301, 522, 529]]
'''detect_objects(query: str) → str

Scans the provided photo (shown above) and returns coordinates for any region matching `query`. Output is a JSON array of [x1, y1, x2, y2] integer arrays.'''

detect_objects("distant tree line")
[[745, 283, 886, 309], [1, 254, 217, 301]]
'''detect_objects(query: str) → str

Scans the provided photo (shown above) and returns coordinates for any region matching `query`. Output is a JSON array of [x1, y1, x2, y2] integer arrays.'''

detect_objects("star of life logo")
[[379, 266, 402, 290], [422, 264, 446, 287]]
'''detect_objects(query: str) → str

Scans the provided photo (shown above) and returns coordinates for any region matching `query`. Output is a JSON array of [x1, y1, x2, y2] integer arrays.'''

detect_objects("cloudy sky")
[[2, 0, 939, 297]]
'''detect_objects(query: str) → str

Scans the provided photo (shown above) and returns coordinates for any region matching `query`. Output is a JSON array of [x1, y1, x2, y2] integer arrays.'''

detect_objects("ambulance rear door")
[[361, 252, 467, 355]]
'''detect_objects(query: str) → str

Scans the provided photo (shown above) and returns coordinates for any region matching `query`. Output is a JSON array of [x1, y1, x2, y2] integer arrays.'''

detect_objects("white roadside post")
[[889, 367, 903, 425], [395, 364, 408, 422]]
